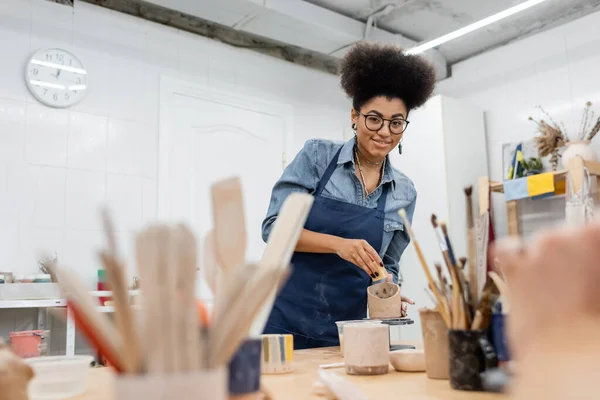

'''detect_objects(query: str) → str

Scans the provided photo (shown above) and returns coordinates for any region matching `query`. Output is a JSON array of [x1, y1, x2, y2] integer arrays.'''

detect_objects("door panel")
[[159, 77, 293, 304]]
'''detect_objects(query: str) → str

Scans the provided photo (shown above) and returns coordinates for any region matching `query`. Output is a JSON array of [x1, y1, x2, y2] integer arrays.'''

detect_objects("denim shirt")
[[262, 138, 417, 284]]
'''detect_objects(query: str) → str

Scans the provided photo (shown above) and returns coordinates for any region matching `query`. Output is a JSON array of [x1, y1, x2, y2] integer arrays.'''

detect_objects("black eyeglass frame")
[[356, 110, 410, 135]]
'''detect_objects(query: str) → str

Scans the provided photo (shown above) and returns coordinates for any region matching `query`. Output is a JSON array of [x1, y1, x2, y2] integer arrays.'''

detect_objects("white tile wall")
[[0, 0, 352, 352], [0, 0, 349, 285], [437, 10, 600, 238]]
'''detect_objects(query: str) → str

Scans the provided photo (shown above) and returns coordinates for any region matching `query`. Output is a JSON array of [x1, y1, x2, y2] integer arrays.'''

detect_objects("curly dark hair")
[[340, 42, 437, 112]]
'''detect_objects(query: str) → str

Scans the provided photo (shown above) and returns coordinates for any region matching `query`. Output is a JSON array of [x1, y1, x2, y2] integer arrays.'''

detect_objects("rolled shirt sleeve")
[[382, 192, 416, 284], [262, 140, 318, 242]]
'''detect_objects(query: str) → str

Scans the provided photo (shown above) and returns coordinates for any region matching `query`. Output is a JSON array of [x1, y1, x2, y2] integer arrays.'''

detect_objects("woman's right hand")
[[336, 238, 383, 278]]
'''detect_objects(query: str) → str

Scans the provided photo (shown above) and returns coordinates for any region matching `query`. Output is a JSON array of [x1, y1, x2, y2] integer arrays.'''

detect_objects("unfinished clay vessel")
[[367, 282, 401, 319], [0, 339, 34, 400]]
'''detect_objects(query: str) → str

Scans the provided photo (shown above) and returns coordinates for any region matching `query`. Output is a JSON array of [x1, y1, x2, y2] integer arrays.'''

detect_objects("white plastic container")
[[26, 355, 93, 399], [335, 320, 382, 353]]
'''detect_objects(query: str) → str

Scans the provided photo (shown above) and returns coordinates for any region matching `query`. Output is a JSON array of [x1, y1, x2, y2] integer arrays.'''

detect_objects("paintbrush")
[[431, 215, 456, 278], [458, 256, 474, 316], [489, 271, 510, 314], [471, 277, 500, 330], [399, 209, 451, 327], [465, 186, 478, 311], [431, 217, 462, 328]]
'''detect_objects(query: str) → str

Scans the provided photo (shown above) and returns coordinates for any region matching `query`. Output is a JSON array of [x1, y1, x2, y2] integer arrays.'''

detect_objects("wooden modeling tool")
[[489, 271, 510, 314], [53, 267, 124, 372], [465, 186, 478, 311], [399, 209, 451, 327], [202, 230, 219, 295], [250, 193, 314, 336], [100, 209, 142, 374], [211, 177, 247, 275]]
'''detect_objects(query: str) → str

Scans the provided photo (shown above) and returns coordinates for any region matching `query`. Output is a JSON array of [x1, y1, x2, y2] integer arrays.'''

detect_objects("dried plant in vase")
[[38, 253, 58, 283], [530, 102, 600, 171]]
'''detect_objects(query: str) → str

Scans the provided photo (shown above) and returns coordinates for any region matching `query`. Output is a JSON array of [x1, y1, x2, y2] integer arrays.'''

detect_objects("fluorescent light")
[[68, 84, 87, 91], [30, 59, 87, 75], [29, 80, 65, 90], [405, 0, 550, 55]]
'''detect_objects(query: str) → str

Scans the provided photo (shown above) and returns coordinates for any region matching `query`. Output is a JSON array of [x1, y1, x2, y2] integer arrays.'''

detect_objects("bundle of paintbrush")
[[46, 175, 314, 382], [399, 208, 499, 331]]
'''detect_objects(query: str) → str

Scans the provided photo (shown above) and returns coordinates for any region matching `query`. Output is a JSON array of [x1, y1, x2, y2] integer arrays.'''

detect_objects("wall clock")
[[25, 48, 88, 108]]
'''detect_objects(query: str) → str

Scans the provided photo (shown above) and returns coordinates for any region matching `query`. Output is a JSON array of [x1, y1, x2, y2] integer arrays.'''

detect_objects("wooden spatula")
[[250, 192, 314, 336], [211, 177, 247, 274]]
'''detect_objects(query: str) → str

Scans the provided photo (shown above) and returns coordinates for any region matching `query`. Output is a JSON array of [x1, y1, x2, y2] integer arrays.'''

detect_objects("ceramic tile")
[[0, 99, 26, 162], [107, 118, 157, 178], [70, 46, 110, 117], [67, 111, 107, 171], [0, 224, 20, 271], [65, 169, 105, 230], [32, 166, 66, 229], [29, 0, 73, 51], [62, 229, 104, 288], [0, 23, 30, 101], [25, 105, 69, 166], [142, 179, 157, 223], [104, 56, 151, 123], [18, 227, 64, 275], [106, 174, 143, 232]]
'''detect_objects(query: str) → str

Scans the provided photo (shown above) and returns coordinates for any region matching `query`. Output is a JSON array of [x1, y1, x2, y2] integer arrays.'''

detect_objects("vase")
[[561, 140, 597, 169]]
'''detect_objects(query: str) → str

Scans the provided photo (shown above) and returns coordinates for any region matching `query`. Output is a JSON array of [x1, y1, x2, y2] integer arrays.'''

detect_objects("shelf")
[[0, 299, 67, 309], [490, 160, 600, 194]]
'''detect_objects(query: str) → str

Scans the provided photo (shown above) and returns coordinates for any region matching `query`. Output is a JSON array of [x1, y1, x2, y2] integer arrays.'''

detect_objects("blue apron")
[[264, 147, 388, 349]]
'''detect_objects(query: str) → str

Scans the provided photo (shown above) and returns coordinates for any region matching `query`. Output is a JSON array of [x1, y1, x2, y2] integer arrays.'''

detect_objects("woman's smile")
[[371, 137, 392, 149]]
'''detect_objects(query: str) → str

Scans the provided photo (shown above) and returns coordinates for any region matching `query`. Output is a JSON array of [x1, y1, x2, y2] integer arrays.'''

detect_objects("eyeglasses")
[[356, 110, 410, 135]]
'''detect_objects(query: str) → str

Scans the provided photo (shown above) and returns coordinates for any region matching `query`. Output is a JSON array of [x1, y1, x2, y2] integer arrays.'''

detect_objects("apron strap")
[[376, 183, 389, 212], [315, 148, 343, 196], [315, 147, 391, 213]]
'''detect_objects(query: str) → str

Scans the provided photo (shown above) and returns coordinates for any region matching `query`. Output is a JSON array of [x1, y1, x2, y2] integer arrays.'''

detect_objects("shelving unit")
[[0, 290, 140, 356], [481, 158, 600, 236]]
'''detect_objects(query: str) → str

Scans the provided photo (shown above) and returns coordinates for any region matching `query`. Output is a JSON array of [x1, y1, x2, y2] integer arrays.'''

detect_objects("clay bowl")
[[389, 349, 426, 372], [367, 282, 401, 319]]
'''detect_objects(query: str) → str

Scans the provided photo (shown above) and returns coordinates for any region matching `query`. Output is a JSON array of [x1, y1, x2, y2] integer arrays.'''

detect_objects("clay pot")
[[367, 282, 401, 319]]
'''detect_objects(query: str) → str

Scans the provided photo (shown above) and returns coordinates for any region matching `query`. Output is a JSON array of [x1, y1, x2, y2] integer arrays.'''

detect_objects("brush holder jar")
[[448, 329, 498, 391], [115, 368, 227, 400], [343, 323, 389, 375], [367, 282, 401, 319], [420, 309, 449, 380], [228, 338, 262, 399]]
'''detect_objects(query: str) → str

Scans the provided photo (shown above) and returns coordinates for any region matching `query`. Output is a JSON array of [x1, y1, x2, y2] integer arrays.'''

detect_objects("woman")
[[261, 42, 436, 349]]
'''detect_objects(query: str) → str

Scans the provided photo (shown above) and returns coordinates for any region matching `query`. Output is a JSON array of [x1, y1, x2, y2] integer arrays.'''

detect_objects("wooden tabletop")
[[76, 343, 503, 399]]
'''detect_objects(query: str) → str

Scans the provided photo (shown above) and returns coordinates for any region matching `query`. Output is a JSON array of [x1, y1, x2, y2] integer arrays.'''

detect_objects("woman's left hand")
[[401, 296, 415, 317]]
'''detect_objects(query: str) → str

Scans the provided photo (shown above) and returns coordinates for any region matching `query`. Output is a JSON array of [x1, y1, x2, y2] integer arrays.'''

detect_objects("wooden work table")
[[76, 343, 503, 399]]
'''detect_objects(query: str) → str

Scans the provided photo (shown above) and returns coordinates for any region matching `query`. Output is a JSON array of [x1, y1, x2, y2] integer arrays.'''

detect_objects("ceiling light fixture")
[[404, 0, 551, 55]]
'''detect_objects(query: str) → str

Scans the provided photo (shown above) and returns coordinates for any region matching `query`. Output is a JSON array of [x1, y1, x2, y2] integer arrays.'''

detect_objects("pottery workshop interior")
[[1, 0, 600, 399]]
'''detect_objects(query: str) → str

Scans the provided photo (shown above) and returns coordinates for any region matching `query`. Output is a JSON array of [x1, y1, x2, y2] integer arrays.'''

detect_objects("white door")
[[159, 76, 293, 304]]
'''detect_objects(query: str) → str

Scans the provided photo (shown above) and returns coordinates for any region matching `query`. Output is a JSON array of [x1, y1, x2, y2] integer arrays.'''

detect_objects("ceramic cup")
[[419, 309, 449, 380], [448, 329, 498, 391], [228, 338, 262, 399], [343, 323, 389, 375], [490, 313, 510, 362], [115, 368, 227, 400], [367, 282, 402, 319], [260, 334, 293, 374]]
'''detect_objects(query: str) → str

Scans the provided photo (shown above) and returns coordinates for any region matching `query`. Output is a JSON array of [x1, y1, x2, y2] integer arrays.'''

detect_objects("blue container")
[[490, 313, 510, 362], [228, 338, 262, 396]]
